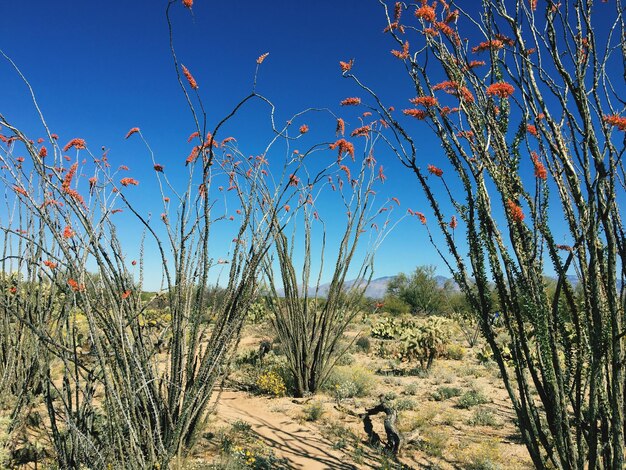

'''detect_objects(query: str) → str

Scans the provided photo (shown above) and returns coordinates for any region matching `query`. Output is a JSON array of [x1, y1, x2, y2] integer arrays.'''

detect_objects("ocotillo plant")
[[264, 119, 401, 397], [343, 1, 625, 468], [0, 2, 342, 467]]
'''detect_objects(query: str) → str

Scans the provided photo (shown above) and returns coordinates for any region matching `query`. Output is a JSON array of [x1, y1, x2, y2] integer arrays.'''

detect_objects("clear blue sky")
[[1, 1, 621, 290]]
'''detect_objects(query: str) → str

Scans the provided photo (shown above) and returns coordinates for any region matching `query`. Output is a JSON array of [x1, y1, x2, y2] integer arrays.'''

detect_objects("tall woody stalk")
[[345, 1, 626, 468]]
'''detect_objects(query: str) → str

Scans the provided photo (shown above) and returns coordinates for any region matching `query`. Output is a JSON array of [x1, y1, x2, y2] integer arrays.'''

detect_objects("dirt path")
[[214, 390, 357, 470]]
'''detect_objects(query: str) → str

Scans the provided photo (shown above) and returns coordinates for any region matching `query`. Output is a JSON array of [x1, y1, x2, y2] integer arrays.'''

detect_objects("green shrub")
[[467, 408, 498, 427], [444, 343, 465, 360], [355, 336, 371, 353], [303, 401, 325, 422], [457, 389, 489, 409], [432, 386, 462, 401], [323, 365, 376, 399], [394, 397, 417, 411], [404, 382, 419, 395], [380, 295, 411, 315], [255, 370, 286, 397]]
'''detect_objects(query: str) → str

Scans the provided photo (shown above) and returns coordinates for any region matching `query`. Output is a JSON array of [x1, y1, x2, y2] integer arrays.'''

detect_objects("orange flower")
[[182, 0, 193, 8], [125, 127, 140, 139], [63, 225, 75, 239], [391, 197, 400, 206], [120, 177, 139, 186], [394, 1, 402, 21], [186, 146, 200, 165], [603, 114, 626, 132], [486, 82, 515, 99], [181, 64, 198, 90], [416, 211, 427, 224], [468, 60, 485, 69], [391, 40, 410, 60], [67, 278, 85, 292], [403, 109, 427, 120], [340, 97, 361, 106], [13, 186, 28, 197], [450, 215, 458, 229], [527, 124, 538, 136], [51, 133, 59, 140], [121, 290, 131, 299], [378, 165, 387, 183], [63, 138, 86, 152], [43, 260, 58, 269], [415, 5, 436, 22], [39, 146, 48, 158], [336, 118, 345, 136], [187, 131, 200, 142], [507, 200, 525, 222], [472, 39, 504, 53], [329, 139, 355, 161], [284, 204, 290, 212], [529, 0, 537, 10], [288, 174, 300, 187], [350, 125, 371, 137], [531, 152, 547, 180], [409, 96, 438, 107], [427, 164, 443, 177], [299, 124, 309, 134], [339, 59, 354, 72], [256, 52, 269, 64], [339, 165, 351, 180]]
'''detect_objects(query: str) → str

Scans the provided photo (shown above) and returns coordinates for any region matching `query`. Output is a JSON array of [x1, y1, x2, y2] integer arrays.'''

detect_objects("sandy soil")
[[213, 390, 357, 469]]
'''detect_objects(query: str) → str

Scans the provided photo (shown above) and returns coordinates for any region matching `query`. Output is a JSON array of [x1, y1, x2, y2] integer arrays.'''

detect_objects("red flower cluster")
[[394, 1, 402, 21], [125, 127, 140, 139], [329, 139, 355, 161], [68, 278, 85, 292], [154, 164, 164, 172], [403, 109, 427, 120], [450, 215, 458, 229], [472, 39, 504, 53], [120, 178, 139, 187], [350, 125, 371, 137], [527, 124, 538, 136], [63, 225, 75, 239], [391, 40, 410, 60], [336, 118, 345, 136], [39, 146, 47, 158], [427, 164, 443, 177], [506, 200, 525, 222], [181, 65, 198, 90], [410, 96, 438, 107], [299, 124, 309, 134], [486, 82, 515, 99], [43, 260, 58, 269], [288, 174, 300, 187], [257, 52, 269, 64], [415, 5, 436, 22], [340, 97, 361, 106], [339, 59, 354, 72], [13, 185, 28, 197], [432, 81, 474, 103], [62, 163, 85, 206], [531, 152, 547, 180], [63, 138, 86, 152], [603, 114, 626, 131], [182, 0, 193, 8]]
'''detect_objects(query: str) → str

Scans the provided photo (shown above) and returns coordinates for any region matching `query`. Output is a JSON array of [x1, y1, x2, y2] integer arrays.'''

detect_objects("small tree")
[[386, 265, 447, 315]]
